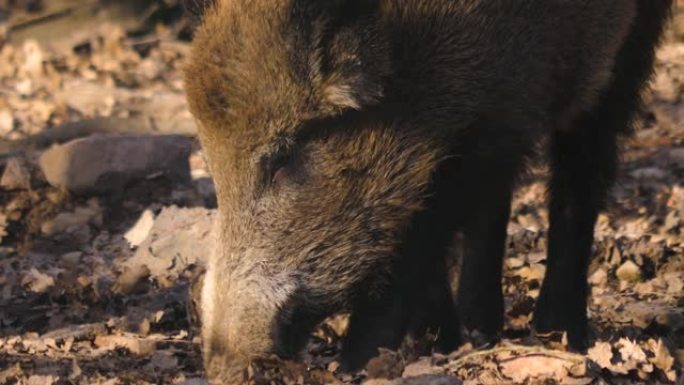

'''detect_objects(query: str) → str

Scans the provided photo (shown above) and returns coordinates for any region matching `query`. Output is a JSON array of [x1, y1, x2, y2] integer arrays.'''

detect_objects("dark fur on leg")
[[534, 0, 673, 350]]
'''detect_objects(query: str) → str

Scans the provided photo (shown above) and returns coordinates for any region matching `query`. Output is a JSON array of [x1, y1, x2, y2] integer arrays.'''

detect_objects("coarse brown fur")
[[182, 1, 672, 383]]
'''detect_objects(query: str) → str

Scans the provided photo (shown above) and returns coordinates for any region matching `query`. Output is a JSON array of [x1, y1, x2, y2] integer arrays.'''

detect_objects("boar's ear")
[[314, 0, 391, 112], [182, 0, 216, 24]]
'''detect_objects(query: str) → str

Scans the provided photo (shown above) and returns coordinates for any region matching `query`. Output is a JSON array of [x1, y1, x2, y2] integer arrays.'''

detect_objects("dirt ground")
[[0, 2, 683, 384]]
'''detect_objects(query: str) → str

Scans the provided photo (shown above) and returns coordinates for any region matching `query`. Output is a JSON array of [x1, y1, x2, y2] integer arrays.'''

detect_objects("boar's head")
[[184, 1, 450, 381]]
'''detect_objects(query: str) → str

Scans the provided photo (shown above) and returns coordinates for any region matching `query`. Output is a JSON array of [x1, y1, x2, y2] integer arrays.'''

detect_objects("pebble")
[[616, 260, 642, 283], [59, 251, 83, 268], [1, 157, 31, 190], [41, 199, 102, 236]]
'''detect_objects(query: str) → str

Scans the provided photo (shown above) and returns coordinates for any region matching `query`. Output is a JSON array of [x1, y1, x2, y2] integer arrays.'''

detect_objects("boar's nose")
[[200, 261, 302, 383]]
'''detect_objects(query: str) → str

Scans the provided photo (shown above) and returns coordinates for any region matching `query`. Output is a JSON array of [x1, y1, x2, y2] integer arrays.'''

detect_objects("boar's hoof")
[[534, 299, 590, 351]]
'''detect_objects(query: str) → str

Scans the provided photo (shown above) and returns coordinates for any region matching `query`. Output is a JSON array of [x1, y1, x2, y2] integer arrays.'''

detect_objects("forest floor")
[[0, 2, 682, 384]]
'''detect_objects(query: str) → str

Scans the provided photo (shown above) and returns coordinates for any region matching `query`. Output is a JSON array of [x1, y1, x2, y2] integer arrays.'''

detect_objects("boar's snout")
[[201, 253, 311, 383]]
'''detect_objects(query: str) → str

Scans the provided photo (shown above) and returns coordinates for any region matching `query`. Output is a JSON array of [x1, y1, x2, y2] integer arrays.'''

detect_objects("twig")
[[445, 344, 585, 371], [7, 0, 101, 32]]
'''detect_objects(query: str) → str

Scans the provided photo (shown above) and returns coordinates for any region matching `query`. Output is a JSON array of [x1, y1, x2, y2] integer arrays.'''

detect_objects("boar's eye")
[[263, 148, 308, 190], [271, 158, 291, 187]]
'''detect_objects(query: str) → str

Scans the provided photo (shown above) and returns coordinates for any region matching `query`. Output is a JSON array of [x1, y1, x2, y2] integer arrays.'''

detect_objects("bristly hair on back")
[[289, 0, 391, 113], [182, 0, 217, 25]]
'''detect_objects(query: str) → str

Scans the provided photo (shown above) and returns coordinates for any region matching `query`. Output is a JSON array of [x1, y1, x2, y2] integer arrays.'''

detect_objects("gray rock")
[[38, 134, 192, 194], [124, 206, 216, 281]]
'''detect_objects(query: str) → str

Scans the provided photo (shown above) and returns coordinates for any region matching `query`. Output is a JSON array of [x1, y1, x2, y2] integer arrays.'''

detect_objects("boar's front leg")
[[456, 141, 525, 344], [340, 156, 464, 371], [339, 288, 407, 372], [340, 257, 458, 373], [534, 1, 668, 350], [397, 203, 461, 354]]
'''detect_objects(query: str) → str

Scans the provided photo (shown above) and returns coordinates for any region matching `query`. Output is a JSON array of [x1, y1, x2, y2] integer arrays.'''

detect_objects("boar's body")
[[183, 0, 672, 383]]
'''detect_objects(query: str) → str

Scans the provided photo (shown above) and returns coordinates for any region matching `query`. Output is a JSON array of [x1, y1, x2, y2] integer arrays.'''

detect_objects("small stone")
[[112, 265, 151, 296], [55, 80, 117, 117], [59, 252, 83, 268], [1, 157, 31, 190], [21, 268, 55, 293], [366, 349, 405, 379], [616, 260, 641, 282], [147, 351, 178, 371], [41, 200, 102, 236]]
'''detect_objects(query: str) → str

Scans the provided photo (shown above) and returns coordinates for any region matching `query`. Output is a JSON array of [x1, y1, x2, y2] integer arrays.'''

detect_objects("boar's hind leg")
[[535, 116, 617, 351], [534, 0, 671, 351]]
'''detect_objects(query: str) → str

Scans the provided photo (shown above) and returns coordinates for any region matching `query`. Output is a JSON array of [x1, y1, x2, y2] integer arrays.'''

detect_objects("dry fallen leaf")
[[647, 339, 677, 382], [588, 337, 675, 380], [618, 338, 647, 367], [26, 375, 59, 385], [587, 342, 614, 370], [124, 209, 156, 248], [515, 264, 546, 282], [0, 364, 23, 383], [93, 333, 156, 356], [500, 355, 574, 383]]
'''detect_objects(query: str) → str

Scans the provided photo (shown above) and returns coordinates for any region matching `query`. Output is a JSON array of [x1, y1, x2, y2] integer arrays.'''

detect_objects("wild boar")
[[182, 0, 672, 382]]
